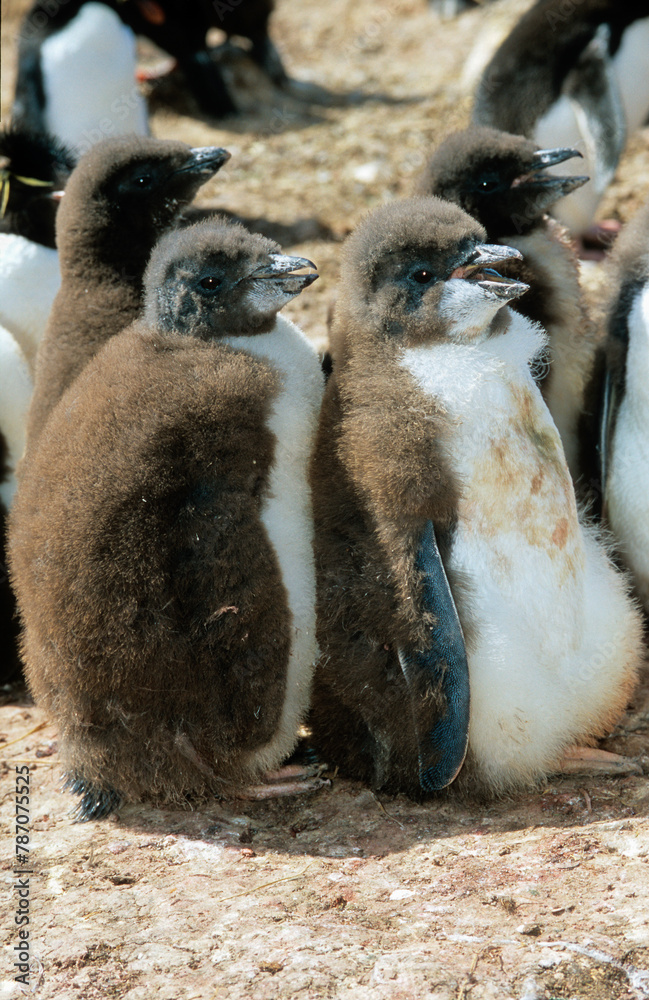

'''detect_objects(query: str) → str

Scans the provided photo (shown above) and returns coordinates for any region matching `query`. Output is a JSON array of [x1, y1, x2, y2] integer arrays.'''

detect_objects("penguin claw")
[[555, 747, 642, 777], [236, 765, 331, 800], [62, 773, 122, 822]]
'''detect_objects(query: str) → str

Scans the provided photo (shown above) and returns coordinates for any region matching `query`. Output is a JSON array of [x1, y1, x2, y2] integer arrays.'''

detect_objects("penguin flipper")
[[565, 24, 626, 193], [397, 520, 470, 792], [63, 773, 122, 822]]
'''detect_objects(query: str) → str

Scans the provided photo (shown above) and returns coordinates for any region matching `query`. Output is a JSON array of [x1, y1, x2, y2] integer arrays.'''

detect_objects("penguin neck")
[[58, 214, 161, 292]]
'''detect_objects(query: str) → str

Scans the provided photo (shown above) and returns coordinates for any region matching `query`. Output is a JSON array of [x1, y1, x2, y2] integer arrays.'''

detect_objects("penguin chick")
[[310, 196, 643, 798], [26, 136, 230, 450], [14, 1, 149, 154], [473, 1, 649, 234], [9, 218, 323, 819], [0, 126, 75, 370], [416, 125, 592, 480], [581, 198, 649, 611]]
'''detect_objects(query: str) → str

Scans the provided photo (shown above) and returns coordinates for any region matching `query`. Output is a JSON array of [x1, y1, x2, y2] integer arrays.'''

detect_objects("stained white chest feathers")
[[399, 310, 641, 791], [225, 314, 325, 769]]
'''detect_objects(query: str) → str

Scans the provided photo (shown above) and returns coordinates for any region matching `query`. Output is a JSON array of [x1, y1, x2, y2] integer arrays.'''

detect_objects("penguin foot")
[[62, 773, 123, 822], [136, 58, 178, 83], [555, 747, 642, 777], [236, 764, 331, 800], [576, 220, 622, 259]]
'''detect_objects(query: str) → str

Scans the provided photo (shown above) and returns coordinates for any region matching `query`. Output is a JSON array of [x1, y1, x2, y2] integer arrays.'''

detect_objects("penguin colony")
[[2, 0, 648, 818]]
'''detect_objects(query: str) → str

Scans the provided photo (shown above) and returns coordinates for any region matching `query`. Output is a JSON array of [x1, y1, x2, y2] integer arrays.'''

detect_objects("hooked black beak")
[[451, 243, 529, 301], [249, 253, 319, 293], [512, 146, 589, 205], [243, 253, 319, 313], [176, 146, 231, 178]]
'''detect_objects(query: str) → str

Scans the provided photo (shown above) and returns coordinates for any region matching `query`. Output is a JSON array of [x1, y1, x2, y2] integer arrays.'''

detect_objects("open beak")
[[511, 146, 589, 206], [450, 243, 529, 301]]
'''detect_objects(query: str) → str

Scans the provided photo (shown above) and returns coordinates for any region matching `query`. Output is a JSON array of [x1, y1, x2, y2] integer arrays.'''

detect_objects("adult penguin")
[[473, 0, 649, 237]]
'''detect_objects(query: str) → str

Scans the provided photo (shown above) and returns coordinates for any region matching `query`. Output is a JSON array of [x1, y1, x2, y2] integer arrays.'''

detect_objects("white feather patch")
[[0, 325, 33, 508], [607, 282, 649, 609], [40, 2, 148, 154], [0, 233, 60, 371], [225, 314, 324, 770]]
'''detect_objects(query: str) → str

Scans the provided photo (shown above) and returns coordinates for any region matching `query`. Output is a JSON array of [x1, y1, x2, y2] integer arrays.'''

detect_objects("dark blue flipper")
[[397, 520, 469, 791]]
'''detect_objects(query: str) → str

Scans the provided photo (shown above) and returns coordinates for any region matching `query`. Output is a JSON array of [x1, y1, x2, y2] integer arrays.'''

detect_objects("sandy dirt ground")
[[2, 0, 649, 997]]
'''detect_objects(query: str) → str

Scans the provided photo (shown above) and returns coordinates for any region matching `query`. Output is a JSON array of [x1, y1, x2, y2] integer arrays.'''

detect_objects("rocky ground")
[[2, 0, 649, 997]]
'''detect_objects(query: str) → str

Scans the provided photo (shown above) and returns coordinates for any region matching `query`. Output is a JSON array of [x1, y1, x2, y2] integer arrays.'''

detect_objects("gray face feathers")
[[144, 219, 318, 337], [335, 196, 528, 348], [417, 127, 587, 236]]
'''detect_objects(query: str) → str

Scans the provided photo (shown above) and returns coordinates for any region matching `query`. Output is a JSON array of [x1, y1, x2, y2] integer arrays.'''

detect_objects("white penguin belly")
[[402, 313, 640, 789], [40, 3, 148, 155], [225, 314, 324, 769], [0, 234, 60, 370], [613, 17, 649, 134], [607, 283, 649, 609], [535, 96, 608, 233], [0, 324, 32, 509]]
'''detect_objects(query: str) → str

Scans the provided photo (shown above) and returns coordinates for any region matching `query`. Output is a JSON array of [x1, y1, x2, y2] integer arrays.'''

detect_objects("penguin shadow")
[[80, 700, 649, 861], [179, 204, 336, 251], [142, 42, 424, 131]]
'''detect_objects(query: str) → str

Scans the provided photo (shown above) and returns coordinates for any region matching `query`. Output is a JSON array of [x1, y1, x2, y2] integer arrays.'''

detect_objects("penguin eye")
[[199, 275, 222, 292], [477, 176, 500, 193], [411, 269, 434, 284]]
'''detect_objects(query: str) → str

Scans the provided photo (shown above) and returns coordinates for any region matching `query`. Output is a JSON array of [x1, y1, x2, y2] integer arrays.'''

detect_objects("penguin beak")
[[176, 147, 232, 178], [249, 254, 319, 292], [450, 243, 529, 301], [242, 254, 319, 315], [511, 147, 589, 206]]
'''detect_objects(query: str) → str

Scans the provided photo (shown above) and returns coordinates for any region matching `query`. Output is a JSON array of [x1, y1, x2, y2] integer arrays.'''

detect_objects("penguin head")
[[417, 127, 588, 236], [56, 136, 230, 266], [0, 126, 76, 248], [143, 218, 318, 337], [336, 196, 528, 350]]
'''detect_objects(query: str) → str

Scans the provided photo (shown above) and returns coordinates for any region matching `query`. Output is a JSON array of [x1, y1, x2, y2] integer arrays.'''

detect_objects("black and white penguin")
[[582, 198, 649, 611], [473, 1, 649, 236], [9, 218, 324, 818], [26, 136, 230, 450], [0, 126, 75, 371], [416, 126, 591, 480], [0, 126, 75, 686], [310, 196, 643, 798], [13, 1, 148, 155]]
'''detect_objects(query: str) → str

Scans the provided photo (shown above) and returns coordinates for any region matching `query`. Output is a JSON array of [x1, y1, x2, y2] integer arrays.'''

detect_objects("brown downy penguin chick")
[[25, 136, 230, 449], [310, 196, 643, 799], [416, 126, 591, 480], [9, 219, 324, 820]]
